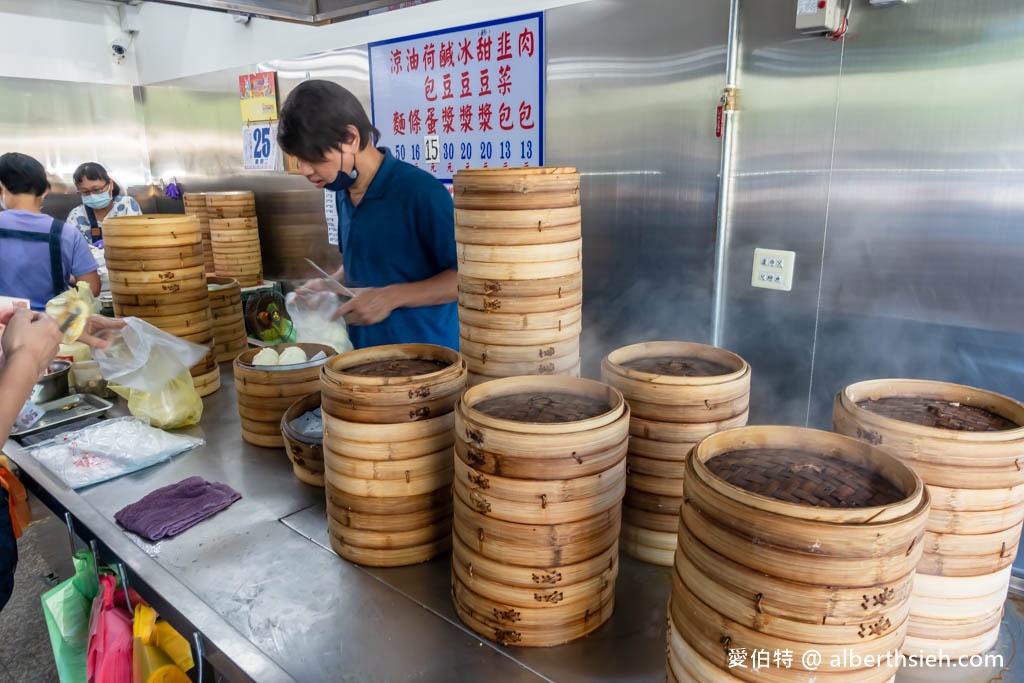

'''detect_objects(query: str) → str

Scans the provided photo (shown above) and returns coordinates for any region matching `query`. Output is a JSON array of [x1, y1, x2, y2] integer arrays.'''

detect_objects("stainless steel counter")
[[4, 364, 1023, 682]]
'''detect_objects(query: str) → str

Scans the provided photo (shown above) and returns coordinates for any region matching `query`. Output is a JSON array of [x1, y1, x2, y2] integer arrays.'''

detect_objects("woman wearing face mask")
[[0, 153, 100, 311], [66, 162, 142, 245]]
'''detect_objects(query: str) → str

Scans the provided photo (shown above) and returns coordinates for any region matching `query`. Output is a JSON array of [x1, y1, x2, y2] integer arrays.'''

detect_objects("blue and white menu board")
[[369, 13, 543, 184]]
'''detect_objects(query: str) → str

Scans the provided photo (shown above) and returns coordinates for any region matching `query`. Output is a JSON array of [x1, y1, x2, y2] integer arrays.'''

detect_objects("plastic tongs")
[[304, 258, 357, 299]]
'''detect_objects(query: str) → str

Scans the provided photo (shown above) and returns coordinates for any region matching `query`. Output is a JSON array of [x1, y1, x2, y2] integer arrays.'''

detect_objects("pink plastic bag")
[[86, 574, 133, 683]]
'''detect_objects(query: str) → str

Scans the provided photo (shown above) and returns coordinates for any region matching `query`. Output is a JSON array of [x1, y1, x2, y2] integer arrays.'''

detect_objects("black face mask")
[[324, 162, 358, 192]]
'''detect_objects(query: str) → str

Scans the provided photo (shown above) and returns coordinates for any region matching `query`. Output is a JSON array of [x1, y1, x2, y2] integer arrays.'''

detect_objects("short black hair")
[[73, 162, 121, 198], [277, 80, 381, 162], [0, 153, 50, 197]]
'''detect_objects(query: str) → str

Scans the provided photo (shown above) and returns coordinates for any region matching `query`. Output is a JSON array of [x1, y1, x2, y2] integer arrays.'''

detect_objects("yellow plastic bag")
[[132, 604, 193, 683], [111, 370, 202, 430]]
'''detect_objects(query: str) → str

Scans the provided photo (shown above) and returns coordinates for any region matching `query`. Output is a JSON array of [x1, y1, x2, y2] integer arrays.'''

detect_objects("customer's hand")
[[79, 315, 126, 349], [333, 287, 394, 326], [0, 309, 62, 376]]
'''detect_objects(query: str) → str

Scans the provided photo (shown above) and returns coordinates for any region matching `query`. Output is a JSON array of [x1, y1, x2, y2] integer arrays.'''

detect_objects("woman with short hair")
[[66, 161, 142, 245]]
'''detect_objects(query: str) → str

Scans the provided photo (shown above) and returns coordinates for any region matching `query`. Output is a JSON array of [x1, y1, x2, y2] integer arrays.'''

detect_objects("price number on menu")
[[423, 135, 440, 163]]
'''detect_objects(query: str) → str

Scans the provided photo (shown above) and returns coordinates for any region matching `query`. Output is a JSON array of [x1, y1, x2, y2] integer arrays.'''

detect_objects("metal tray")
[[11, 393, 113, 438]]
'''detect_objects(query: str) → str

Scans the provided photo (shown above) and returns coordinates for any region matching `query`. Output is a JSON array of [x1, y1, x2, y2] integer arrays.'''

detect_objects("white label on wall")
[[242, 122, 280, 171], [797, 0, 819, 15], [369, 13, 543, 184]]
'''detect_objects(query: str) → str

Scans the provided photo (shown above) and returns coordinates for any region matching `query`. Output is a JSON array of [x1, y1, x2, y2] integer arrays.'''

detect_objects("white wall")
[[133, 0, 590, 85], [0, 0, 139, 85]]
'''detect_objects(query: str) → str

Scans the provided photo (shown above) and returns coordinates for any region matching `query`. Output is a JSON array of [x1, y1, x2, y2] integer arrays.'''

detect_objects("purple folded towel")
[[114, 476, 241, 541]]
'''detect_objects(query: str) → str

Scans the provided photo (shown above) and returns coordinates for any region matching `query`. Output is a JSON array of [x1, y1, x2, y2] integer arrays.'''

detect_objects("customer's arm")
[[0, 310, 62, 444]]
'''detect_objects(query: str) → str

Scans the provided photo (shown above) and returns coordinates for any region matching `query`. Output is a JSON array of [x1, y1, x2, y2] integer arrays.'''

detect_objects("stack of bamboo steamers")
[[667, 426, 930, 682], [320, 345, 466, 567], [453, 167, 583, 386], [601, 342, 750, 566], [834, 380, 1024, 660], [181, 192, 215, 274], [451, 376, 629, 647], [203, 191, 264, 287], [103, 214, 220, 396]]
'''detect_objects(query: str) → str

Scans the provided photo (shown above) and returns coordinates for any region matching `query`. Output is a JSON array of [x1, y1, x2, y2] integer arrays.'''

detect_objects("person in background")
[[0, 153, 100, 311], [66, 162, 142, 245], [276, 80, 459, 351]]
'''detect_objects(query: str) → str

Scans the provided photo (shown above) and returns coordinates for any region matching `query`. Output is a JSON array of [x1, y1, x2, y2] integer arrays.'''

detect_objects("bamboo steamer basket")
[[458, 305, 582, 333], [190, 367, 221, 398], [207, 277, 247, 363], [451, 542, 617, 609], [669, 578, 903, 682], [833, 378, 1024, 658], [320, 344, 466, 424], [453, 167, 580, 211], [104, 243, 204, 263], [101, 215, 203, 247], [667, 426, 930, 682], [675, 522, 915, 625], [104, 253, 205, 273], [459, 337, 579, 364], [458, 288, 583, 315], [209, 217, 258, 231], [204, 191, 256, 218], [455, 205, 580, 230], [210, 228, 260, 243], [451, 375, 626, 646], [233, 343, 335, 447], [457, 239, 581, 264], [622, 504, 678, 533], [455, 223, 581, 247], [459, 352, 580, 379], [459, 321, 582, 347], [320, 345, 466, 567], [280, 391, 325, 487], [459, 273, 582, 298], [182, 192, 215, 273], [457, 257, 581, 281], [466, 362, 580, 388], [451, 532, 617, 590], [602, 342, 751, 566]]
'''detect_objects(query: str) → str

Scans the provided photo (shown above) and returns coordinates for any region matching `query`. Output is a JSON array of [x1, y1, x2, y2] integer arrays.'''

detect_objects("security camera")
[[111, 36, 130, 62]]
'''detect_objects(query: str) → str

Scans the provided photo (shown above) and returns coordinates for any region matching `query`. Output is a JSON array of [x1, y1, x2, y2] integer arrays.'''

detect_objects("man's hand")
[[1, 310, 62, 376], [334, 287, 396, 326], [78, 315, 127, 349]]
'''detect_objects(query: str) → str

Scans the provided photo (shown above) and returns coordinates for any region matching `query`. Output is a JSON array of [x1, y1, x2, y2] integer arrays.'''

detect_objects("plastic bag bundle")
[[285, 291, 354, 354], [41, 551, 100, 683], [27, 417, 204, 489], [91, 318, 208, 428]]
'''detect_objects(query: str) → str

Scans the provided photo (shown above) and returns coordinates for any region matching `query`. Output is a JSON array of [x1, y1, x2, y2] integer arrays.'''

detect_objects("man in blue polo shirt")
[[277, 80, 458, 351]]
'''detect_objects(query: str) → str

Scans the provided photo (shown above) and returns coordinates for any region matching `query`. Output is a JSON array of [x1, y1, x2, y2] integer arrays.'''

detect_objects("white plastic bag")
[[285, 291, 354, 354], [92, 318, 208, 393], [27, 417, 204, 489]]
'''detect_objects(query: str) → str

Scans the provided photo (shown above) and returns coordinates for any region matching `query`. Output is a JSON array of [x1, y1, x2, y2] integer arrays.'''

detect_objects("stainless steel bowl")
[[30, 360, 72, 404]]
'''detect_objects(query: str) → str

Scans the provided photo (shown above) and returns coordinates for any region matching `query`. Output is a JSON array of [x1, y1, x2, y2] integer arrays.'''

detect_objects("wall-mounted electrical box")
[[796, 0, 843, 34], [751, 248, 796, 292]]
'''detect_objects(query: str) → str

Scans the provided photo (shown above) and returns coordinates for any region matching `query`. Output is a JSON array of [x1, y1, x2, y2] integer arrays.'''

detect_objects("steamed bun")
[[277, 347, 308, 366], [253, 348, 279, 366]]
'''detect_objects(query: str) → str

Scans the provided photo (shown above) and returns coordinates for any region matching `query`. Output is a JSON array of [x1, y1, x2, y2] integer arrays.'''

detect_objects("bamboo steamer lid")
[[459, 272, 582, 297], [453, 167, 580, 211], [458, 288, 583, 315], [833, 379, 1024, 486], [102, 215, 202, 248]]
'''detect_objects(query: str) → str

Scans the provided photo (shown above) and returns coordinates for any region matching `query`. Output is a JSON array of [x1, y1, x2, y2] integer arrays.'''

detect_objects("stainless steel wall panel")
[[545, 0, 729, 379], [721, 3, 843, 425], [0, 76, 155, 221]]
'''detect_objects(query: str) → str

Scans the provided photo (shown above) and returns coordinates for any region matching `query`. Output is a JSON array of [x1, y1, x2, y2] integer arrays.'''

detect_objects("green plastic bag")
[[41, 551, 99, 683]]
